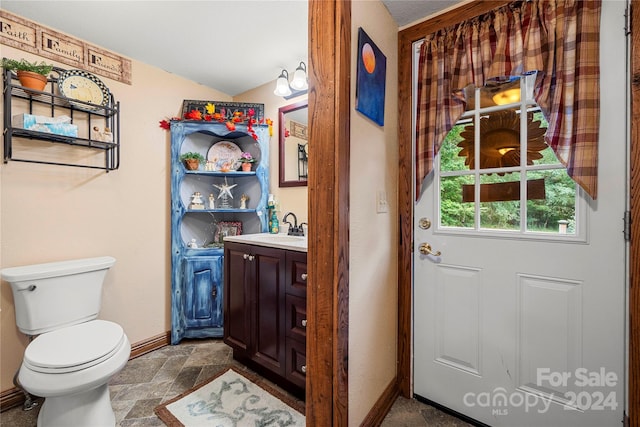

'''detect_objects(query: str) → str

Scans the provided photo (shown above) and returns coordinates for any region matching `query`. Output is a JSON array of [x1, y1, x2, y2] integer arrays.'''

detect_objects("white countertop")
[[224, 233, 307, 252]]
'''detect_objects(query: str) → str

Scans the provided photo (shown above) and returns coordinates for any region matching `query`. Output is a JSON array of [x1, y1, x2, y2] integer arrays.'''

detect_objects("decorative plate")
[[57, 70, 110, 109], [207, 141, 242, 171]]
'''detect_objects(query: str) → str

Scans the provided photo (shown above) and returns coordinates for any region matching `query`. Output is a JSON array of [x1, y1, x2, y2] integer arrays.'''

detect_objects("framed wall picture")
[[355, 28, 387, 126], [181, 101, 265, 122], [290, 120, 308, 140], [214, 221, 242, 243]]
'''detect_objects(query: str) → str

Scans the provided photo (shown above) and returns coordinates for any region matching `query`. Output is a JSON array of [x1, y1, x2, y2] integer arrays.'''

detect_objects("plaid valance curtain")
[[415, 0, 602, 200]]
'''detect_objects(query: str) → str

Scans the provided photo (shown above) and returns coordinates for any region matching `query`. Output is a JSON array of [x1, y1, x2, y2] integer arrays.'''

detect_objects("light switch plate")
[[377, 190, 388, 213]]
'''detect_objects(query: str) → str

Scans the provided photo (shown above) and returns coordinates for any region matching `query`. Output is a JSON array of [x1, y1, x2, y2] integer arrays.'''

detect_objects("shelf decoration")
[[159, 103, 273, 140], [207, 141, 242, 172], [189, 192, 205, 210], [239, 152, 255, 172], [180, 151, 206, 170], [213, 177, 238, 209], [214, 221, 242, 243]]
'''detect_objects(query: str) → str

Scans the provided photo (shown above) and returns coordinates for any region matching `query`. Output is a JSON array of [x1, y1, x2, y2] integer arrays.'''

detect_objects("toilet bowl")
[[2, 256, 131, 427], [20, 320, 131, 426]]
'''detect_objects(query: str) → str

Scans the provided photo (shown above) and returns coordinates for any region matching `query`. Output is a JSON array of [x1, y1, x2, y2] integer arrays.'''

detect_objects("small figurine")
[[240, 194, 249, 209], [91, 126, 113, 143], [187, 238, 198, 248], [103, 127, 113, 142], [189, 192, 204, 210], [208, 193, 215, 209]]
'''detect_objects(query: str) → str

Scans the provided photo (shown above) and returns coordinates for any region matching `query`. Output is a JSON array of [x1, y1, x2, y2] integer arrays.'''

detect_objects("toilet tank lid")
[[1, 256, 116, 282]]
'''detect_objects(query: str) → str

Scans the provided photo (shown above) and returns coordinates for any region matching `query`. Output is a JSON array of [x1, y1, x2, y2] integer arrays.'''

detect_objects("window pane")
[[528, 111, 557, 166], [440, 123, 470, 172], [436, 78, 579, 240], [479, 173, 521, 231], [526, 170, 576, 234], [440, 175, 475, 228]]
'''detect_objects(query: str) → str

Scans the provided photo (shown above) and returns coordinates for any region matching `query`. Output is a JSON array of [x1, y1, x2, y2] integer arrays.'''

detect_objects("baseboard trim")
[[0, 388, 26, 413], [1, 330, 171, 412], [130, 331, 171, 359], [359, 376, 400, 426]]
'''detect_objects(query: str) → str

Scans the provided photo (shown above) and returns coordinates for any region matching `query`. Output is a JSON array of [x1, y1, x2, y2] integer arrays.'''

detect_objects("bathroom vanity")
[[223, 234, 307, 397]]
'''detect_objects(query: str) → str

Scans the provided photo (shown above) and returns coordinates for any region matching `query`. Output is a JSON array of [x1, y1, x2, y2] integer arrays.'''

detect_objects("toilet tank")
[[1, 256, 116, 335]]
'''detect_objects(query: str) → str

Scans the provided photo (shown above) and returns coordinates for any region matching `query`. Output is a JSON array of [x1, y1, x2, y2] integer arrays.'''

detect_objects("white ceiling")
[[1, 1, 462, 96]]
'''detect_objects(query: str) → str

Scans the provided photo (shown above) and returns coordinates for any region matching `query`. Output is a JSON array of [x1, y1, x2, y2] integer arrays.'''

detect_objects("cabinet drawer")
[[286, 294, 307, 341], [285, 338, 306, 390], [286, 252, 307, 297]]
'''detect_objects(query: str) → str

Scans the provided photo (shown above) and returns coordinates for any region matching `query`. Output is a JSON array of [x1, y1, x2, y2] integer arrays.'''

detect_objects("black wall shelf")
[[2, 66, 120, 171]]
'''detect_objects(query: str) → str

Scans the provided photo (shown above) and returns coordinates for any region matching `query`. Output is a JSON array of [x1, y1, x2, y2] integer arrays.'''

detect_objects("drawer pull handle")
[[243, 253, 249, 260], [301, 273, 307, 281], [301, 319, 307, 327], [248, 255, 255, 261], [301, 365, 307, 373]]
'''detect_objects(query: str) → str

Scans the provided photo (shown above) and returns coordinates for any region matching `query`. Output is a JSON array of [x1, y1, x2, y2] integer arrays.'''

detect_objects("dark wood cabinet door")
[[223, 244, 251, 354], [252, 245, 286, 375]]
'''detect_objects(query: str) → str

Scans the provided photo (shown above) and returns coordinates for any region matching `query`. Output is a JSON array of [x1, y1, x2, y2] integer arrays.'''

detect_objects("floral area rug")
[[154, 367, 305, 427]]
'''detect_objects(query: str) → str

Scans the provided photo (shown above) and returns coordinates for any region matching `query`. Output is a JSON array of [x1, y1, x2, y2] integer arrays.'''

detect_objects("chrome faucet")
[[283, 212, 304, 236]]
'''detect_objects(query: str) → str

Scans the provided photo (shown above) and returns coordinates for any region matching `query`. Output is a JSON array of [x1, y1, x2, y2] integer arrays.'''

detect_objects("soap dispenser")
[[267, 194, 279, 233], [270, 210, 279, 234]]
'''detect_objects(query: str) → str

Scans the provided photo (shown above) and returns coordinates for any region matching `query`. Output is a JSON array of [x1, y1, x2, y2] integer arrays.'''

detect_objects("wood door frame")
[[397, 3, 640, 426], [629, 4, 640, 426], [307, 1, 350, 425]]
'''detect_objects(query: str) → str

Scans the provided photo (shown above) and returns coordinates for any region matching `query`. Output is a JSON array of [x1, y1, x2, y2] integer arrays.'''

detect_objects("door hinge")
[[624, 211, 631, 242], [625, 3, 631, 36]]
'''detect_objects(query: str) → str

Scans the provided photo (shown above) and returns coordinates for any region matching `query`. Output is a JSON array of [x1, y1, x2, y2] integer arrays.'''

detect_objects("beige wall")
[[349, 1, 399, 424], [235, 84, 308, 224], [0, 46, 310, 394], [1, 5, 396, 422], [0, 45, 230, 391]]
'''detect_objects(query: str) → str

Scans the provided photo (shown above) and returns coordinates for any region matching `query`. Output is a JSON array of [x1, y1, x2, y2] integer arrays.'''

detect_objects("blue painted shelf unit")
[[170, 121, 269, 344]]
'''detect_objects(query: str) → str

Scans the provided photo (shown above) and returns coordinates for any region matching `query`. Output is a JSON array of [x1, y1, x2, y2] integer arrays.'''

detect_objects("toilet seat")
[[23, 320, 125, 374]]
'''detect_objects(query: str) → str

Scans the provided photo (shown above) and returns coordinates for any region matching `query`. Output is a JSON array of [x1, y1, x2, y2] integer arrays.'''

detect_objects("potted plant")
[[239, 152, 255, 172], [1, 58, 54, 93], [180, 152, 205, 170]]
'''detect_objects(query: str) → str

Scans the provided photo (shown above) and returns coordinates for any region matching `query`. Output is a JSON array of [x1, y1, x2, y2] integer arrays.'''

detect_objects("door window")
[[436, 75, 585, 241]]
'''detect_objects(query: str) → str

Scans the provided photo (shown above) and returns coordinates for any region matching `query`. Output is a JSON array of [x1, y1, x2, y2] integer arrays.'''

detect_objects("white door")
[[413, 2, 627, 426]]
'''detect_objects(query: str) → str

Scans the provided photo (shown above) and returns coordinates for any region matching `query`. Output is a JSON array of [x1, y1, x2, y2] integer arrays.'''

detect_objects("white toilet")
[[2, 256, 131, 427]]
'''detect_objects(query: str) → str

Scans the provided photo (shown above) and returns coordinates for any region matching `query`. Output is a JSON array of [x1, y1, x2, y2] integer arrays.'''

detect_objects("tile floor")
[[0, 339, 471, 426]]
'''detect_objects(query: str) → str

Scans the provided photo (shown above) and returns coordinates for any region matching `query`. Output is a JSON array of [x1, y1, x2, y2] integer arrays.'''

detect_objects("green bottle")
[[270, 211, 279, 234]]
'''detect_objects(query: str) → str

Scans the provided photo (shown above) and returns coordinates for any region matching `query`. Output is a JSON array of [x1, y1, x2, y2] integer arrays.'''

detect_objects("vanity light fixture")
[[274, 62, 308, 99], [290, 62, 308, 91], [274, 70, 292, 97]]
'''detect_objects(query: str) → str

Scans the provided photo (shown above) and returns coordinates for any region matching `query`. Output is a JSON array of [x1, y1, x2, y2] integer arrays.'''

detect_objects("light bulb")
[[290, 62, 308, 91], [273, 70, 292, 96], [492, 88, 521, 105]]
